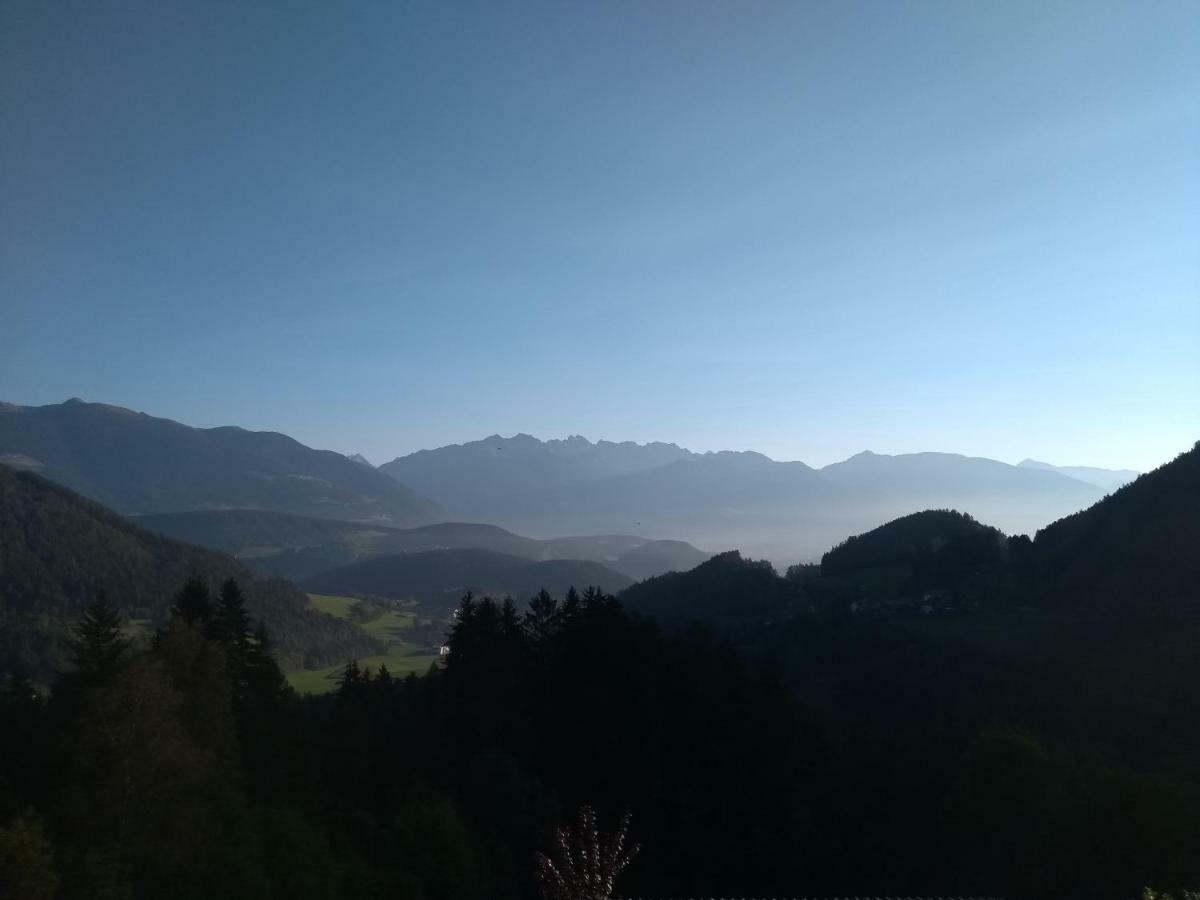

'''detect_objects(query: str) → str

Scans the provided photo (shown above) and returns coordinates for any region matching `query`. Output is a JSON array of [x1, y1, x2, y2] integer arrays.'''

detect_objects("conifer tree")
[[211, 579, 253, 702], [211, 578, 251, 646], [171, 576, 212, 625], [560, 587, 582, 625], [523, 589, 561, 649], [500, 597, 523, 642], [336, 660, 363, 692], [68, 592, 128, 682], [244, 624, 288, 703]]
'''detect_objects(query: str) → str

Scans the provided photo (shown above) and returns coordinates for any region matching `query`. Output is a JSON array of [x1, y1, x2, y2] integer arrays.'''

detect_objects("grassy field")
[[288, 594, 440, 694], [307, 593, 358, 618], [360, 608, 415, 640], [287, 650, 440, 694]]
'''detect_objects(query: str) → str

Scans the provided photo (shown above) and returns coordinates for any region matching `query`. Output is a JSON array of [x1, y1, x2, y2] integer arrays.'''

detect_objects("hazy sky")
[[2, 1, 1197, 470]]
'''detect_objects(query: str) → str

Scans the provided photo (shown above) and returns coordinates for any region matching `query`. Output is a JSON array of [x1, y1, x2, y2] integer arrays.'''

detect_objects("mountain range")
[[383, 435, 1125, 561], [1, 399, 1146, 566]]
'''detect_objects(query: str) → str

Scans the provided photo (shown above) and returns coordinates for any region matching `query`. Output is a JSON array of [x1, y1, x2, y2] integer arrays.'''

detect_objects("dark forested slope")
[[305, 548, 633, 609], [1027, 442, 1200, 613], [620, 550, 799, 629], [0, 466, 380, 678]]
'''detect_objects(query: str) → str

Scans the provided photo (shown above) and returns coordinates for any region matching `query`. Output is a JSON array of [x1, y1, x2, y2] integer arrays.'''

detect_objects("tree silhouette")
[[524, 589, 561, 651], [68, 592, 128, 682], [211, 578, 251, 646], [171, 576, 212, 625], [535, 805, 639, 900]]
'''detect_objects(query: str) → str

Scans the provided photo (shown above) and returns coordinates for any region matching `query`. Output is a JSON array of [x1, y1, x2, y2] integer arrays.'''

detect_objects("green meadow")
[[288, 594, 440, 694]]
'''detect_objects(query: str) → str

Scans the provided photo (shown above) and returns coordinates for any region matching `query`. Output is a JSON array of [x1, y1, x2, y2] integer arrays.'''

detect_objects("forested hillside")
[[1027, 442, 1200, 612], [621, 551, 797, 629], [3, 445, 1196, 899], [305, 548, 633, 612], [0, 466, 381, 679]]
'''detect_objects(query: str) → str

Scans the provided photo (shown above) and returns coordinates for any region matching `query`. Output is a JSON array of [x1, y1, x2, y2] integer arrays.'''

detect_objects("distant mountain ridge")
[[1017, 458, 1139, 492], [382, 434, 1114, 562], [0, 399, 440, 526], [2, 399, 1145, 567], [139, 508, 712, 582], [380, 432, 695, 510]]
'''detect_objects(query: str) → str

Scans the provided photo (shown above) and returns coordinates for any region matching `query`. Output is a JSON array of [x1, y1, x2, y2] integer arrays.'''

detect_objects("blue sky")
[[2, 1, 1196, 470]]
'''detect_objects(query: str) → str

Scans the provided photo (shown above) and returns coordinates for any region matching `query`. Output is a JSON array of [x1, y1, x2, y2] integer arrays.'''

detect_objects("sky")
[[2, 1, 1197, 471]]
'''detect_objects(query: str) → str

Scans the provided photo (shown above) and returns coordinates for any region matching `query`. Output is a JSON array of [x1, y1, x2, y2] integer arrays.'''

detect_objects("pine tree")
[[244, 624, 288, 704], [335, 660, 364, 692], [211, 579, 253, 702], [68, 592, 128, 682], [500, 597, 523, 642], [211, 578, 251, 646], [560, 586, 582, 624], [171, 576, 213, 625], [523, 589, 561, 649]]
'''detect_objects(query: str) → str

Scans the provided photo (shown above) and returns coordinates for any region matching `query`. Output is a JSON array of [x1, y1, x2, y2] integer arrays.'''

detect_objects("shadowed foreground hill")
[[815, 509, 1015, 605], [821, 509, 1008, 576], [0, 398, 440, 525], [304, 547, 633, 610], [0, 465, 381, 679], [621, 550, 799, 629], [1028, 441, 1200, 613]]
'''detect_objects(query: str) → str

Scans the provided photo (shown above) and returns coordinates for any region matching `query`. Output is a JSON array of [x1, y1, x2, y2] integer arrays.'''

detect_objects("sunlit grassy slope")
[[288, 594, 440, 694], [306, 593, 358, 618]]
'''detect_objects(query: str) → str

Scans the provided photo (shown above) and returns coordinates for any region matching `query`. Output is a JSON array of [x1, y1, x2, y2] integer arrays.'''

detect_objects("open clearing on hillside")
[[287, 651, 440, 694], [288, 593, 439, 694], [307, 593, 358, 618], [361, 608, 416, 640]]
